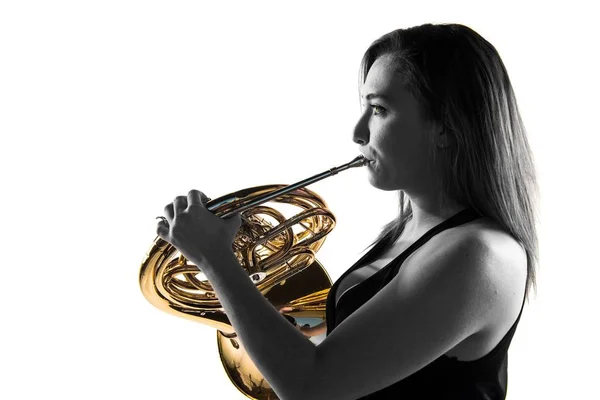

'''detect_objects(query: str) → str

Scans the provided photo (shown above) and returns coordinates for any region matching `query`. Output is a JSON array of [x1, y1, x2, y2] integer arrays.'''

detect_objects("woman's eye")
[[370, 105, 385, 115]]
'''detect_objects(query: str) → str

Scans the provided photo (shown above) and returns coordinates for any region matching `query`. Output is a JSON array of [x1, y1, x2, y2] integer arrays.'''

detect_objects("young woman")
[[159, 22, 539, 400], [281, 24, 537, 399]]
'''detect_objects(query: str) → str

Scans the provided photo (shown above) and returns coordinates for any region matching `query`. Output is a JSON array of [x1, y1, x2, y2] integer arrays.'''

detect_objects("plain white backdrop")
[[1, 1, 598, 399]]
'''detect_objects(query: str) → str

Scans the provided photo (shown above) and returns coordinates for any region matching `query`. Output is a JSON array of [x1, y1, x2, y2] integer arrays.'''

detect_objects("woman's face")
[[353, 54, 441, 193]]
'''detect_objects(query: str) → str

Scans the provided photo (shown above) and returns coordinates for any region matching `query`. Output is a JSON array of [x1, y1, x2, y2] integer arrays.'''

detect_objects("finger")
[[164, 203, 174, 222], [156, 218, 170, 239], [188, 189, 209, 207], [173, 195, 187, 214]]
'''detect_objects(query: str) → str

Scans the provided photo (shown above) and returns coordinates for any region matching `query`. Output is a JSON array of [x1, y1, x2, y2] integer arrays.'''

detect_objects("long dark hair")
[[357, 23, 540, 302]]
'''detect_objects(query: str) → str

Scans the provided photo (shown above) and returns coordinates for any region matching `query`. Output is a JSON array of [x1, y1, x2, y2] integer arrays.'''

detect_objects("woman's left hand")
[[156, 189, 242, 267]]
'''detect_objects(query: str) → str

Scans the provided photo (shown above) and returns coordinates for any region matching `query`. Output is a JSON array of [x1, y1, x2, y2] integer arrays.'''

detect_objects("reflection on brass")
[[139, 155, 368, 399]]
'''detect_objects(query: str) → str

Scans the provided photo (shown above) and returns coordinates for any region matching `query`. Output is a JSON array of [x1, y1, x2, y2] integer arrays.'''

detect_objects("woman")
[[158, 23, 539, 400]]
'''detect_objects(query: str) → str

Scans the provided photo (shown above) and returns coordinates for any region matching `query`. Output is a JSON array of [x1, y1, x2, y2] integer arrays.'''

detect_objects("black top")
[[325, 208, 526, 399]]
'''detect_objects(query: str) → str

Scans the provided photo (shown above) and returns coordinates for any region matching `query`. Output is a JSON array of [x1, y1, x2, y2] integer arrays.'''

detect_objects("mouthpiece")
[[332, 155, 370, 172]]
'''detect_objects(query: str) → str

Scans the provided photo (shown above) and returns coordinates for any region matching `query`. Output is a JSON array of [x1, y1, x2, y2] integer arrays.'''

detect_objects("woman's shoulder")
[[460, 216, 526, 264], [413, 215, 525, 265], [439, 216, 528, 329], [439, 216, 527, 286], [405, 216, 527, 329], [452, 216, 528, 346]]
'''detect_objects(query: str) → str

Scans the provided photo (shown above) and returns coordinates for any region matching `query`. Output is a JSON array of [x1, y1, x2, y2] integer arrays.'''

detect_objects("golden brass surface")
[[139, 156, 368, 399]]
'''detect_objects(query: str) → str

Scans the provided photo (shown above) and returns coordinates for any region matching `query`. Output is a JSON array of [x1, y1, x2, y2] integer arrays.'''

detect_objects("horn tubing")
[[217, 155, 369, 219]]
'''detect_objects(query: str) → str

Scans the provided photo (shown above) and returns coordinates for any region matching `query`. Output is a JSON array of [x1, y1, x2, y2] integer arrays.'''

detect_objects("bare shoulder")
[[407, 216, 527, 272], [456, 217, 528, 291], [468, 218, 528, 331], [402, 216, 528, 334], [450, 216, 526, 266]]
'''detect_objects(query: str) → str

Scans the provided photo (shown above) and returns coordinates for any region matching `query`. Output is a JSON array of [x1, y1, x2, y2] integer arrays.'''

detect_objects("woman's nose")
[[352, 113, 369, 145]]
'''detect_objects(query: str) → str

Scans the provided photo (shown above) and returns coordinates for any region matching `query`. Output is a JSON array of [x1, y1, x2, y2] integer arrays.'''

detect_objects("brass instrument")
[[139, 155, 369, 399]]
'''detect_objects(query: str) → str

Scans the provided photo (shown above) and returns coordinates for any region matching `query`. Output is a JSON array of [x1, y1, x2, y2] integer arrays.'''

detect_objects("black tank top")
[[325, 208, 526, 399]]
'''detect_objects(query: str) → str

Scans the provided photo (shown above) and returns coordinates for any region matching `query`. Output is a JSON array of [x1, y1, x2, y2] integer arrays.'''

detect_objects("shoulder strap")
[[397, 207, 482, 263]]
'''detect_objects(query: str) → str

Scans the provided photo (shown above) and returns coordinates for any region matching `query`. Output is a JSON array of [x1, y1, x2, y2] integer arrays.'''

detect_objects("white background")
[[1, 1, 598, 399]]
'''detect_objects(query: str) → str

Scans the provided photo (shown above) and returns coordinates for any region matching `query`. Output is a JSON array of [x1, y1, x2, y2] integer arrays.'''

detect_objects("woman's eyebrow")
[[361, 92, 394, 102]]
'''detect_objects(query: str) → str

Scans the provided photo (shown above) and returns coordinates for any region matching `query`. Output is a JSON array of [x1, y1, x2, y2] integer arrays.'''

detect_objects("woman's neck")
[[404, 196, 467, 240]]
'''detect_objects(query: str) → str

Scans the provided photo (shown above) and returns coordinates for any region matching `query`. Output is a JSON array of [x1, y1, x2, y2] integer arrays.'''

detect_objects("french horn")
[[139, 155, 369, 399]]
